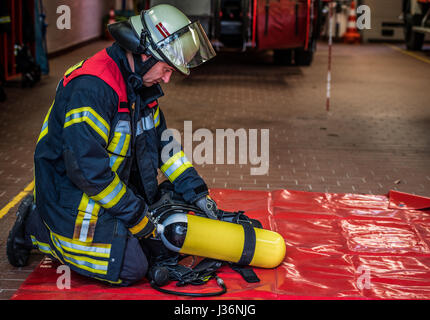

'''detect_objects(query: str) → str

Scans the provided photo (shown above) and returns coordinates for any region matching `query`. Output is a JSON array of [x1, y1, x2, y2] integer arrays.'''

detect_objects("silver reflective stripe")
[[64, 110, 109, 139], [31, 236, 52, 254], [79, 199, 96, 242], [136, 115, 155, 136], [112, 134, 127, 155], [163, 155, 189, 178], [109, 154, 119, 168], [53, 235, 108, 272], [115, 120, 131, 134], [55, 236, 111, 256], [98, 182, 124, 206], [0, 16, 11, 23], [108, 120, 131, 160], [154, 109, 160, 127]]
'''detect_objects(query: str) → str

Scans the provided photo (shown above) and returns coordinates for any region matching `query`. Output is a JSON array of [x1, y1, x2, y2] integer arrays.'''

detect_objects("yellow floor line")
[[386, 43, 430, 65], [0, 180, 34, 220]]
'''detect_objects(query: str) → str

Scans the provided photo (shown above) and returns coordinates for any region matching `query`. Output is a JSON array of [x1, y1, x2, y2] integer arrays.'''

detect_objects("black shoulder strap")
[[237, 222, 256, 265], [230, 264, 260, 283]]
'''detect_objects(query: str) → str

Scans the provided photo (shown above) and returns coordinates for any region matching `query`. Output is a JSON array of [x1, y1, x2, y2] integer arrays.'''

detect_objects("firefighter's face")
[[141, 55, 174, 87]]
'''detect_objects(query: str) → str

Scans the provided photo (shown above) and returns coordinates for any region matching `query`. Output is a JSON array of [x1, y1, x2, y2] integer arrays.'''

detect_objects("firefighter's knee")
[[118, 236, 148, 286]]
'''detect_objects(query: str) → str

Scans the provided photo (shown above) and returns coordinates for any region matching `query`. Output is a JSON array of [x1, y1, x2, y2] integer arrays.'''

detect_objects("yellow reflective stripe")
[[64, 107, 110, 144], [50, 232, 110, 275], [107, 132, 121, 153], [64, 60, 85, 76], [0, 16, 11, 24], [37, 100, 54, 144], [65, 107, 110, 131], [73, 195, 89, 240], [33, 172, 36, 202], [73, 209, 86, 240], [86, 212, 99, 243], [52, 242, 108, 275], [94, 276, 123, 285], [161, 151, 184, 172], [52, 231, 111, 251], [129, 216, 149, 235], [107, 132, 131, 157], [169, 162, 193, 182], [108, 152, 125, 173], [90, 174, 126, 209], [120, 134, 131, 156], [106, 121, 131, 172], [78, 193, 90, 212], [56, 236, 109, 258], [154, 106, 160, 128], [161, 151, 193, 182], [73, 194, 101, 243], [30, 236, 53, 255], [64, 116, 109, 144], [30, 235, 63, 263]]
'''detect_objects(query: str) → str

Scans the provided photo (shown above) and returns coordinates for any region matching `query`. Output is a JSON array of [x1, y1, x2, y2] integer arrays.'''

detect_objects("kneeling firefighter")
[[7, 4, 285, 293]]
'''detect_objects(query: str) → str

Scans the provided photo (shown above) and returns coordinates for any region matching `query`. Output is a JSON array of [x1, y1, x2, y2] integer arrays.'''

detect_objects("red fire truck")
[[146, 0, 322, 66]]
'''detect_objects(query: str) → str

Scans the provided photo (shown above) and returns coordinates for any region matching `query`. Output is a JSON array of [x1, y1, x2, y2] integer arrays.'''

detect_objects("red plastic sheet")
[[12, 189, 430, 300]]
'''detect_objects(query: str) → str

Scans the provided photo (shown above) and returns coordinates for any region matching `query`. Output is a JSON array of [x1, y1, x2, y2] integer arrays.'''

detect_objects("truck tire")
[[295, 21, 317, 67], [273, 49, 293, 66], [404, 18, 424, 50], [294, 48, 314, 66], [0, 86, 6, 102], [404, 0, 424, 51]]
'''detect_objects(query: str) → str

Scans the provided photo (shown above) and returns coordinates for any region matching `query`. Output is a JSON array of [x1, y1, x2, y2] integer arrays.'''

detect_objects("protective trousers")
[[25, 207, 148, 287]]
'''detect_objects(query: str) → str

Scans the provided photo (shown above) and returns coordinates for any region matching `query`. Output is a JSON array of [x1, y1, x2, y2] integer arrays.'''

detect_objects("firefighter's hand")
[[195, 195, 219, 220], [129, 213, 156, 239]]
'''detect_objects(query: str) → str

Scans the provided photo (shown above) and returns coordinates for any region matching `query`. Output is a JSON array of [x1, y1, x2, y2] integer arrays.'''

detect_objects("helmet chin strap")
[[133, 53, 159, 77], [125, 52, 160, 97]]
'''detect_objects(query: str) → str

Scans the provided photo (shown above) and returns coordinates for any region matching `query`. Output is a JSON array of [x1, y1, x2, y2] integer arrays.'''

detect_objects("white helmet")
[[108, 4, 216, 75]]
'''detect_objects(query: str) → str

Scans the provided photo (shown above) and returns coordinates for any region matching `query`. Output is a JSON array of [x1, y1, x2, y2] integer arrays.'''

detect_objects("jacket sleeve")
[[155, 105, 209, 203], [61, 78, 151, 236]]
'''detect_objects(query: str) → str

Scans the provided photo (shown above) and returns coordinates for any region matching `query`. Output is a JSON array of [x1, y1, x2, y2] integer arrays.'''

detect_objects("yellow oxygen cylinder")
[[157, 213, 286, 268]]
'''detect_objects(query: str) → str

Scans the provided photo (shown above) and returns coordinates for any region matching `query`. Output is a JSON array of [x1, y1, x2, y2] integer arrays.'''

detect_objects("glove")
[[195, 195, 218, 220], [129, 212, 156, 239]]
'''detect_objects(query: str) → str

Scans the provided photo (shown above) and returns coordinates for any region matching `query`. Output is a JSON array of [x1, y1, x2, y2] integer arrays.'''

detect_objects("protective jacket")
[[33, 43, 208, 283]]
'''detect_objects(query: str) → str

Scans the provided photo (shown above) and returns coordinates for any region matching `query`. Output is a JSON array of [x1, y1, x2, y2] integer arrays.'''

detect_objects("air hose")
[[150, 276, 227, 297]]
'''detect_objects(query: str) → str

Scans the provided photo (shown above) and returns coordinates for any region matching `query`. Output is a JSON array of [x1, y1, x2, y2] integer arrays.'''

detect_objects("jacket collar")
[[106, 42, 164, 106]]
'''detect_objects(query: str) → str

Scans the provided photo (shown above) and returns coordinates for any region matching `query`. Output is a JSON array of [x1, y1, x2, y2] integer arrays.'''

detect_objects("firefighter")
[[7, 4, 218, 286]]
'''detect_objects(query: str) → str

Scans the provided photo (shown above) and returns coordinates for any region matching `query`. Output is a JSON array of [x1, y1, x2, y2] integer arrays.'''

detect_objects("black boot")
[[6, 194, 35, 267]]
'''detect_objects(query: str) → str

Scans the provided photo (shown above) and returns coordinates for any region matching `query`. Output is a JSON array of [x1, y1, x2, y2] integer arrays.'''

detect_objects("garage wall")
[[361, 0, 404, 42], [42, 0, 115, 54], [149, 0, 212, 16]]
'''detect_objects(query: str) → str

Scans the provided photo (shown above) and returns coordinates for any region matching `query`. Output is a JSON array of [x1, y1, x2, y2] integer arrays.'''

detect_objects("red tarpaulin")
[[11, 189, 430, 300]]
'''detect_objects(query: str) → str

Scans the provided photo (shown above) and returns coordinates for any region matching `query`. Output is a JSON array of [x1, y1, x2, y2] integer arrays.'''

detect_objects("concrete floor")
[[0, 40, 429, 299]]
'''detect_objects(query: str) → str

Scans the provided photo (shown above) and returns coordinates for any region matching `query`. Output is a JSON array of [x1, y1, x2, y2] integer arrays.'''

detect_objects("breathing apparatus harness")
[[144, 190, 261, 297]]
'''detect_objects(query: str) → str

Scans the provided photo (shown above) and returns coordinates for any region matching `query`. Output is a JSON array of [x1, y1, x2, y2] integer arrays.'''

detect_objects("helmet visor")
[[155, 21, 216, 74]]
